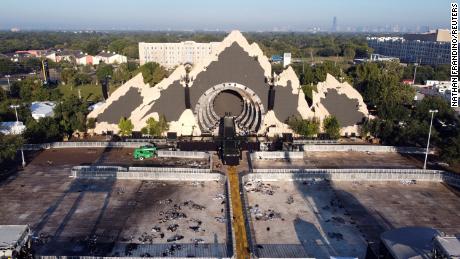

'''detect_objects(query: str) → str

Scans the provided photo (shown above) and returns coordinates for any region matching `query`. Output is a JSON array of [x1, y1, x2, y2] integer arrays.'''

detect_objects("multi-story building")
[[139, 41, 220, 68], [367, 29, 450, 65]]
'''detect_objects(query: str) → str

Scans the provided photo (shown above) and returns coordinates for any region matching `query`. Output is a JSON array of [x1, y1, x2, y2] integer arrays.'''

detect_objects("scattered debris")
[[167, 234, 184, 242], [215, 216, 226, 223], [167, 224, 179, 232], [286, 195, 294, 204], [250, 206, 281, 221], [400, 179, 416, 185], [244, 181, 279, 195], [183, 200, 206, 210]]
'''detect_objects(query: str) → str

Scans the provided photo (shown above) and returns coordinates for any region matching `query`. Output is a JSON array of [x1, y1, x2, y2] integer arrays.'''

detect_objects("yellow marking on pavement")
[[228, 166, 250, 259]]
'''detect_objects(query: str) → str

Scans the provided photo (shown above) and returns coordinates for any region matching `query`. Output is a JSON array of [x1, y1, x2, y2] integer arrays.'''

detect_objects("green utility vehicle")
[[133, 145, 158, 160]]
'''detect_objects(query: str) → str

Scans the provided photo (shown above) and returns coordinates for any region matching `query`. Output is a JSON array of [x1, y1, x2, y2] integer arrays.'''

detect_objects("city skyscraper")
[[332, 16, 338, 32]]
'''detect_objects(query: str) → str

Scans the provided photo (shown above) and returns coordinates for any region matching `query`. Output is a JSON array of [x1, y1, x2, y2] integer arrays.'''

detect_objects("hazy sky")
[[0, 0, 453, 31]]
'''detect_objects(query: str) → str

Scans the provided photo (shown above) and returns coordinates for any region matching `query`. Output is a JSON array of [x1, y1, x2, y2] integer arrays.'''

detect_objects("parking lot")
[[0, 149, 227, 257], [333, 181, 460, 252], [244, 178, 460, 258], [244, 180, 368, 258], [252, 151, 421, 169]]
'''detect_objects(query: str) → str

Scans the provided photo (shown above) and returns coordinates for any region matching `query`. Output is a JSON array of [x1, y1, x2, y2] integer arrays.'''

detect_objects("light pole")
[[5, 74, 11, 92], [423, 109, 438, 170], [9, 104, 26, 167]]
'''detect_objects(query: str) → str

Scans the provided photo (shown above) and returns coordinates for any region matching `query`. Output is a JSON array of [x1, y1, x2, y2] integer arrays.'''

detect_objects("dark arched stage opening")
[[213, 90, 244, 117]]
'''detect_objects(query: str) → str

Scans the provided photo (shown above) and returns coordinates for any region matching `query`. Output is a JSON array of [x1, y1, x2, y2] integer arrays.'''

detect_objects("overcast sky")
[[0, 0, 452, 31]]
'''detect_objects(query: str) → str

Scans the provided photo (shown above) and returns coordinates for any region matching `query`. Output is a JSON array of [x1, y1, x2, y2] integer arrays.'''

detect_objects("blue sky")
[[0, 0, 453, 31]]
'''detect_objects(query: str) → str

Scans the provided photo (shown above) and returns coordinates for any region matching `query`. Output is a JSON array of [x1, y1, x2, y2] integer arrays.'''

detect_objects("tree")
[[0, 133, 23, 164], [138, 62, 168, 87], [87, 117, 96, 129], [55, 95, 89, 135], [24, 117, 61, 143], [71, 72, 92, 86], [287, 116, 319, 137], [142, 115, 169, 137], [323, 115, 341, 139], [118, 117, 134, 136], [61, 68, 77, 85], [96, 63, 114, 81]]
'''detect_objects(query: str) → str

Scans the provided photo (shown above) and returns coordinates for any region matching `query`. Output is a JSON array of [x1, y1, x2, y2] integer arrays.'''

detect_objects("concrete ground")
[[333, 181, 460, 253], [24, 148, 209, 168], [0, 149, 228, 257], [245, 180, 368, 258], [252, 151, 421, 169]]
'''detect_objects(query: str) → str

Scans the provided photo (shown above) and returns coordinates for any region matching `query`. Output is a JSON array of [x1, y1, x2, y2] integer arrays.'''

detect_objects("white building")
[[283, 53, 292, 67], [93, 51, 127, 65], [30, 101, 56, 120], [0, 121, 26, 135], [139, 41, 220, 68]]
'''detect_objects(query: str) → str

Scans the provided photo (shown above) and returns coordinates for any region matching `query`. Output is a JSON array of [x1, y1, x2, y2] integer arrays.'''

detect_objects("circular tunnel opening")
[[213, 90, 244, 117]]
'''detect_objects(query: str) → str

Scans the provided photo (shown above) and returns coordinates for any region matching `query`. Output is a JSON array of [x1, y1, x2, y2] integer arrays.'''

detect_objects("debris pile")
[[250, 205, 282, 221], [286, 195, 294, 204], [244, 181, 279, 195], [400, 179, 416, 185]]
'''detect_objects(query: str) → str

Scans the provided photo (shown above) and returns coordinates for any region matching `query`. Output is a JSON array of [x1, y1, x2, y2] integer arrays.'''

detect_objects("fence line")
[[293, 139, 339, 144], [301, 144, 434, 154], [70, 166, 219, 181], [247, 168, 460, 188], [23, 141, 150, 150], [157, 150, 210, 159], [36, 256, 230, 259], [250, 151, 303, 160]]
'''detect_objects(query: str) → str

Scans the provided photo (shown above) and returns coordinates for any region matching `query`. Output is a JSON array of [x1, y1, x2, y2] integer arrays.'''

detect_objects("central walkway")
[[227, 165, 250, 259]]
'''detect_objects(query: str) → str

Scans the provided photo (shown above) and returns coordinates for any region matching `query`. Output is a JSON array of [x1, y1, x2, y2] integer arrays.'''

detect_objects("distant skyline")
[[0, 0, 452, 31]]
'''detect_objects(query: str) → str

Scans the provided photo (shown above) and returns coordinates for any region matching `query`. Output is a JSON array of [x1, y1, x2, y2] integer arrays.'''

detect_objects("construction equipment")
[[133, 145, 157, 160]]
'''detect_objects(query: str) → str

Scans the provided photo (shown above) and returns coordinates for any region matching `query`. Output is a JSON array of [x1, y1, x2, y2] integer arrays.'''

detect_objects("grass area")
[[58, 82, 122, 102]]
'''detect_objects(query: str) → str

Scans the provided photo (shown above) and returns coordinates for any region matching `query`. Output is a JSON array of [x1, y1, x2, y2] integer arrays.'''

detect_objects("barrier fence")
[[70, 166, 219, 181], [157, 150, 210, 159], [293, 139, 339, 144], [250, 151, 303, 160], [23, 141, 150, 150], [301, 144, 434, 154], [36, 256, 230, 259], [302, 144, 434, 154], [247, 168, 460, 188]]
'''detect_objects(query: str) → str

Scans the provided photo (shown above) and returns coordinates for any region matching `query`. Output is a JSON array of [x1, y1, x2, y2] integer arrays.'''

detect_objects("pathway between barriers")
[[227, 166, 250, 259]]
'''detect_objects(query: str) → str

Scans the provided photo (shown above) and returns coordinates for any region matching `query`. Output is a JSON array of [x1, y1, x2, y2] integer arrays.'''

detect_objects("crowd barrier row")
[[301, 144, 434, 154], [247, 168, 460, 188], [250, 151, 304, 160], [70, 166, 220, 181]]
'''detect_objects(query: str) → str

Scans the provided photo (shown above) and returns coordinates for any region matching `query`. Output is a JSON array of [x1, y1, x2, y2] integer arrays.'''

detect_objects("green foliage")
[[55, 95, 89, 135], [87, 117, 96, 129], [0, 133, 23, 163], [24, 117, 61, 143], [96, 63, 114, 81], [287, 115, 320, 137], [323, 116, 341, 139], [138, 62, 168, 87], [71, 72, 92, 86], [142, 115, 169, 137], [118, 117, 134, 136], [61, 68, 77, 85], [349, 61, 415, 120], [402, 64, 451, 84]]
